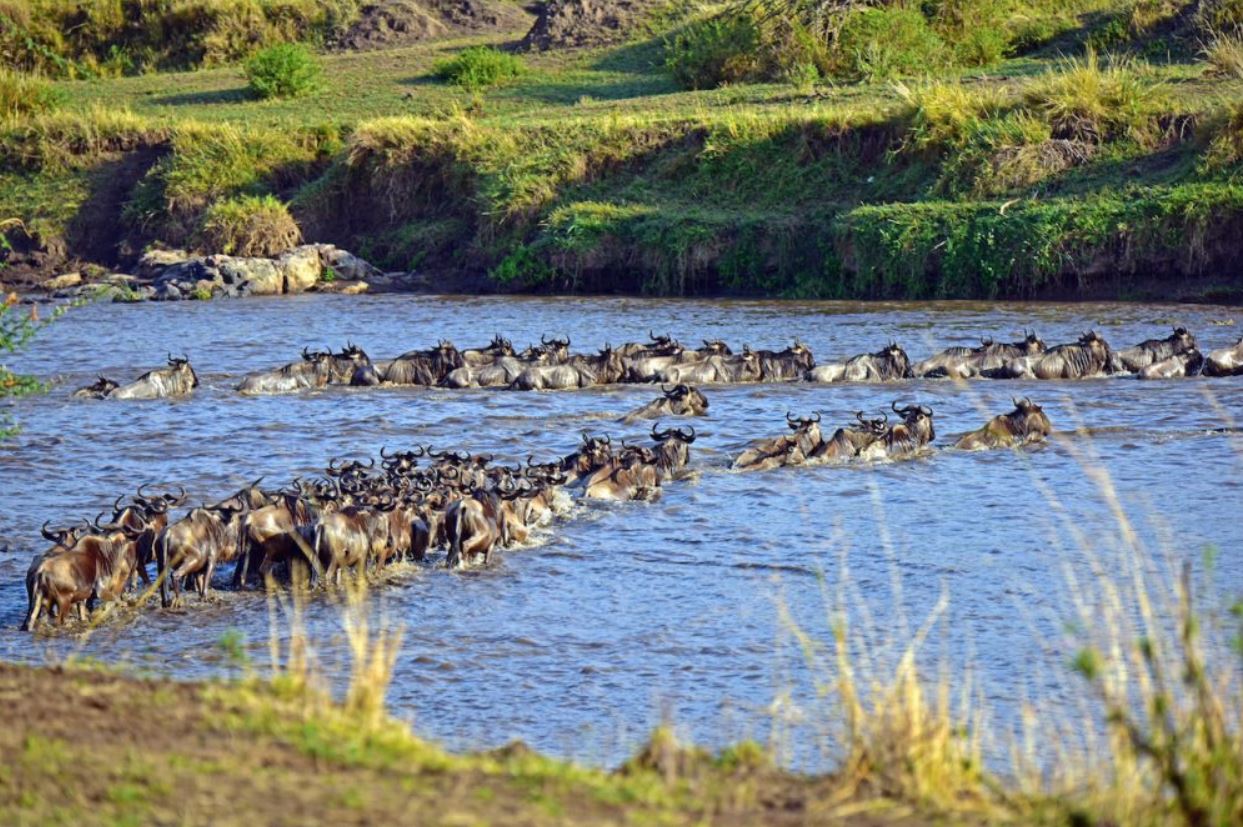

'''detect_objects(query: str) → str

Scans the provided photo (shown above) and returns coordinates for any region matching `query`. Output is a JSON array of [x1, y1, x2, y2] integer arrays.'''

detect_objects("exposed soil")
[[519, 0, 662, 51], [334, 0, 533, 51], [0, 662, 936, 825]]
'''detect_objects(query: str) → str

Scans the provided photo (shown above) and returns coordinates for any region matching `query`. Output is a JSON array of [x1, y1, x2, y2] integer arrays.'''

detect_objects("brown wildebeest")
[[912, 332, 1046, 378], [1110, 327, 1197, 374], [659, 348, 761, 384], [444, 486, 517, 569], [732, 412, 823, 472], [806, 343, 911, 383], [651, 424, 695, 482], [313, 504, 392, 584], [155, 501, 246, 606], [557, 433, 614, 484], [583, 444, 661, 501], [621, 384, 709, 423], [22, 520, 139, 629], [808, 412, 889, 464], [462, 334, 516, 367], [109, 354, 199, 400], [954, 398, 1053, 451], [863, 403, 936, 460]]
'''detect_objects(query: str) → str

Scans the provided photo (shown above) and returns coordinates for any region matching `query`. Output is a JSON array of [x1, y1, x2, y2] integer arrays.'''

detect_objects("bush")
[[433, 46, 525, 91], [0, 69, 63, 120], [197, 194, 302, 256], [834, 7, 947, 81], [665, 13, 762, 90], [245, 43, 322, 100], [1023, 52, 1165, 144]]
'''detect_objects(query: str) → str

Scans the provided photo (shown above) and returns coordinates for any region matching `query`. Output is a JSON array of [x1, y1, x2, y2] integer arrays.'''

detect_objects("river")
[[1, 294, 1241, 768]]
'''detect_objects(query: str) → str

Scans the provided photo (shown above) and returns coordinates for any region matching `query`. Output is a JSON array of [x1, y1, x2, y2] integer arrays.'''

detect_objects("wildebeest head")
[[76, 375, 119, 398], [1170, 326, 1196, 352], [380, 445, 423, 476], [167, 353, 199, 389], [787, 341, 815, 370], [594, 344, 626, 384], [880, 342, 911, 377], [1009, 397, 1053, 439], [892, 402, 935, 443], [40, 520, 84, 548], [646, 331, 681, 356], [1021, 330, 1046, 354], [540, 335, 572, 363], [661, 383, 709, 415], [699, 339, 732, 357]]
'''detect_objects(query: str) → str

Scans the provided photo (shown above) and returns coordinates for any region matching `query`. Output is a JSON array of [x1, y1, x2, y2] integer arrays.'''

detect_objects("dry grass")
[[1205, 32, 1243, 79], [197, 194, 302, 257], [1023, 50, 1167, 145]]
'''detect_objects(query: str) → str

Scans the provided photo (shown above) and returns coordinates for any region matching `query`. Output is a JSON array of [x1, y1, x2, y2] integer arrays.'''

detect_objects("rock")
[[102, 273, 138, 286], [217, 257, 283, 296], [43, 272, 82, 290], [155, 283, 182, 301], [137, 248, 190, 279], [155, 260, 217, 287], [320, 246, 382, 281], [340, 281, 370, 295], [278, 245, 323, 294]]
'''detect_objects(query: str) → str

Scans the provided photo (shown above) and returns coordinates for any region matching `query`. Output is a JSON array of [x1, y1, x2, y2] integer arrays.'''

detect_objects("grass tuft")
[[433, 46, 525, 91], [197, 194, 302, 257]]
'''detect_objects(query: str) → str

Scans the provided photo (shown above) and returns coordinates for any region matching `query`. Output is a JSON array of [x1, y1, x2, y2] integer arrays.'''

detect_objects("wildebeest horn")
[[676, 426, 696, 443], [661, 383, 674, 396], [113, 493, 127, 513], [542, 334, 552, 345], [40, 521, 60, 542], [919, 405, 933, 417], [166, 485, 187, 505], [810, 411, 821, 423], [891, 401, 903, 414], [380, 446, 393, 459]]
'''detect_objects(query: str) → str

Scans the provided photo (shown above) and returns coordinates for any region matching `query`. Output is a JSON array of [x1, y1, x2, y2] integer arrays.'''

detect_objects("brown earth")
[[519, 0, 663, 51], [0, 662, 943, 826], [334, 0, 533, 51]]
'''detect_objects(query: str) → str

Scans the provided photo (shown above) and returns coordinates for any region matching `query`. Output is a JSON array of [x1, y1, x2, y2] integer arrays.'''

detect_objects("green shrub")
[[0, 69, 63, 120], [433, 46, 525, 91], [245, 43, 322, 100], [1023, 52, 1166, 145], [197, 194, 302, 256], [665, 13, 763, 90], [834, 7, 947, 81]]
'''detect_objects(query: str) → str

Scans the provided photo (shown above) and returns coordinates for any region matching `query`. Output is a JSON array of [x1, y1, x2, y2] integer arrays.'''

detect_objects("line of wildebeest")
[[22, 325, 1242, 631], [69, 326, 1243, 401]]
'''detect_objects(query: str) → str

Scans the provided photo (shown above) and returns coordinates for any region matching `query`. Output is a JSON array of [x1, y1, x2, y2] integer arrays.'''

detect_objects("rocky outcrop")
[[519, 0, 660, 51]]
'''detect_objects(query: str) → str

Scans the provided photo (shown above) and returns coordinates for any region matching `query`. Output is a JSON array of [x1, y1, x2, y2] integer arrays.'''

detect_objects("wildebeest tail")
[[20, 570, 45, 631]]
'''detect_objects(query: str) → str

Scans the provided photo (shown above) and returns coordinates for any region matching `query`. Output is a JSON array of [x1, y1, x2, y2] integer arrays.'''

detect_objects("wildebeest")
[[1110, 327, 1197, 374], [313, 504, 392, 584], [509, 362, 599, 391], [107, 484, 184, 587], [1139, 350, 1204, 380], [989, 331, 1113, 380], [954, 398, 1052, 450], [557, 433, 614, 484], [806, 343, 911, 383], [1204, 336, 1243, 377], [443, 357, 527, 388], [331, 342, 379, 386], [912, 332, 1046, 379], [108, 354, 199, 400], [237, 347, 334, 395], [23, 519, 139, 629], [659, 349, 761, 384], [755, 342, 815, 382], [385, 341, 464, 385], [621, 385, 709, 423], [444, 485, 522, 568], [72, 375, 120, 399], [808, 412, 889, 464], [155, 500, 248, 605], [462, 335, 516, 367], [731, 412, 823, 472], [866, 403, 936, 459]]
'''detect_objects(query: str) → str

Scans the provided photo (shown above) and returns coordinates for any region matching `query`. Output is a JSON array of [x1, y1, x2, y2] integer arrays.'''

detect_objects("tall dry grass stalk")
[[341, 575, 404, 729]]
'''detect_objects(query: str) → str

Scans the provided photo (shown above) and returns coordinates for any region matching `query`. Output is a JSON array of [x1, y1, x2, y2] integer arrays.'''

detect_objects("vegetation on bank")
[[1, 0, 1242, 297]]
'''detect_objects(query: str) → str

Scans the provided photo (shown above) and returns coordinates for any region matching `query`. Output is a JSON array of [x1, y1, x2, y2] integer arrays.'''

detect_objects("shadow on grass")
[[151, 87, 252, 107]]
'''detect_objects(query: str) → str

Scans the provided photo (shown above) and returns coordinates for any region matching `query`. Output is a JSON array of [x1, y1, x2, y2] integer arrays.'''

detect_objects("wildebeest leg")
[[201, 558, 216, 601], [54, 596, 70, 626], [77, 602, 88, 622], [21, 589, 43, 631], [156, 536, 172, 608]]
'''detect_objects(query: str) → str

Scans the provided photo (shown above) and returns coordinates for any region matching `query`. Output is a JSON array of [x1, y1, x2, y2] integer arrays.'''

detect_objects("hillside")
[[2, 0, 1243, 299]]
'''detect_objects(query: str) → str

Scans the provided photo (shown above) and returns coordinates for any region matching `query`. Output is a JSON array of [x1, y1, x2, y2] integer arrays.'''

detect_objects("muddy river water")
[[1, 294, 1241, 768]]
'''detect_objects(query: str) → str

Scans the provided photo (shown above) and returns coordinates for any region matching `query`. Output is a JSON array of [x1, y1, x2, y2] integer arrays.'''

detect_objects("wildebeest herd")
[[69, 328, 1243, 401], [22, 324, 1240, 631]]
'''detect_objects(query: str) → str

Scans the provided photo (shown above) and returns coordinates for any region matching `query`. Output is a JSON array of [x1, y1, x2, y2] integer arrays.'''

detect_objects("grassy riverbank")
[[3, 1, 1243, 298]]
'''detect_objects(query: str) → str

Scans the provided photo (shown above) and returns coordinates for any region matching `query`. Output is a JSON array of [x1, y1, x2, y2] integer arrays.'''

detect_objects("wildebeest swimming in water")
[[987, 331, 1114, 380], [621, 384, 709, 423], [805, 343, 911, 383], [731, 412, 823, 472], [911, 332, 1046, 379], [237, 347, 334, 395], [807, 412, 889, 464], [954, 398, 1053, 450], [1139, 349, 1204, 380], [74, 355, 198, 400], [1205, 336, 1243, 377], [72, 375, 119, 399], [1110, 327, 1197, 374]]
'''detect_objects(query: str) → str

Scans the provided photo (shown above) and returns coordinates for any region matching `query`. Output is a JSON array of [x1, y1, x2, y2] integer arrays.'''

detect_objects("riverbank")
[[0, 660, 924, 825], [3, 4, 1243, 301]]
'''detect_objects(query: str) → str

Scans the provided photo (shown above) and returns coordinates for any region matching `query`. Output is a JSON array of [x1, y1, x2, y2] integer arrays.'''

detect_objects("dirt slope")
[[520, 0, 662, 51], [336, 0, 532, 51]]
